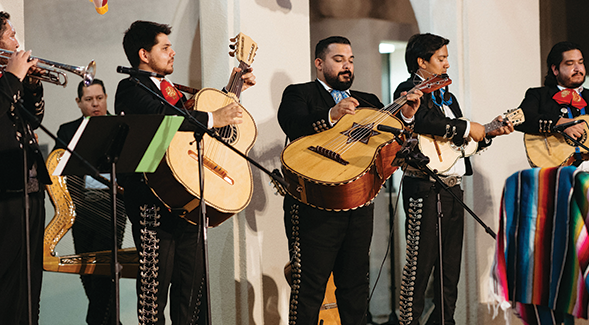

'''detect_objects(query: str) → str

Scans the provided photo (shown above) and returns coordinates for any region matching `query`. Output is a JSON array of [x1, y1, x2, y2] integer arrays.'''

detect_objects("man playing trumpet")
[[0, 11, 50, 325]]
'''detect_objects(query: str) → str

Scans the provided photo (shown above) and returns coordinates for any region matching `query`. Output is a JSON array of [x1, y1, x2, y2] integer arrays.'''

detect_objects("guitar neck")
[[484, 119, 504, 134], [226, 61, 249, 99]]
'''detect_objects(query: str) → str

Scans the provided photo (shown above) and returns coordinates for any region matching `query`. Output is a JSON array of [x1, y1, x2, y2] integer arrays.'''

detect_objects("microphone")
[[552, 119, 583, 132], [377, 124, 410, 136], [116, 66, 165, 79]]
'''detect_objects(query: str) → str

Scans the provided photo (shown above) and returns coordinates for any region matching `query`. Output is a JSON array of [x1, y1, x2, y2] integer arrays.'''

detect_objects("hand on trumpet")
[[5, 50, 38, 82]]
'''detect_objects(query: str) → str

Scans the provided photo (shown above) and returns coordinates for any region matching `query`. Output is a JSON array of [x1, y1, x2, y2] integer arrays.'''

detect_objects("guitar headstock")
[[229, 33, 258, 66], [504, 108, 525, 126], [416, 74, 452, 94]]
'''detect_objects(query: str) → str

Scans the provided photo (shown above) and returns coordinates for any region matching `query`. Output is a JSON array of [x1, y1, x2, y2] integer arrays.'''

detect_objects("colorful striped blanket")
[[491, 167, 589, 324]]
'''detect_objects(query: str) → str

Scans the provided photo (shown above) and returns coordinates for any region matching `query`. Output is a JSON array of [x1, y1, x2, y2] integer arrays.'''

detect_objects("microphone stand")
[[553, 124, 589, 155], [128, 76, 287, 325], [392, 137, 495, 325], [10, 100, 34, 325]]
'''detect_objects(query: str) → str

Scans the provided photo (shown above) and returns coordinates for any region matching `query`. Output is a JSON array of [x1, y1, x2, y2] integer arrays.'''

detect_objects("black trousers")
[[284, 195, 374, 325], [123, 178, 207, 325], [0, 191, 45, 325], [399, 177, 464, 325]]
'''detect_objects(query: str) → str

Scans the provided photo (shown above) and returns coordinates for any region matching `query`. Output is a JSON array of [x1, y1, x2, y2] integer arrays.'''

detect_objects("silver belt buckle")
[[441, 176, 460, 187]]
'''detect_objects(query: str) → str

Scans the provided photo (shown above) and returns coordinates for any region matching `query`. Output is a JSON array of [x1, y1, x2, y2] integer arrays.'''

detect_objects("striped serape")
[[490, 166, 589, 324]]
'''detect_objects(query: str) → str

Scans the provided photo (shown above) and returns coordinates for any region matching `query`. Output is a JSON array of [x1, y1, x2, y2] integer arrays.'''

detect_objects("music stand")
[[53, 114, 183, 325]]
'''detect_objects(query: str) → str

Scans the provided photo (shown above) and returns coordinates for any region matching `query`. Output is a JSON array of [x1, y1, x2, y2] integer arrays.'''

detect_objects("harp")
[[43, 148, 138, 278]]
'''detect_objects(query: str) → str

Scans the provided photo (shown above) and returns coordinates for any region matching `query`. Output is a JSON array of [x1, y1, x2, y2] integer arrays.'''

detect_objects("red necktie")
[[160, 80, 181, 105], [552, 89, 587, 109]]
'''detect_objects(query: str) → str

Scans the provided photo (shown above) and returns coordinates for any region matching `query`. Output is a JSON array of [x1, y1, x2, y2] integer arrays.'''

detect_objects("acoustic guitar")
[[418, 108, 525, 173], [280, 74, 451, 211], [524, 115, 589, 168], [145, 33, 258, 227]]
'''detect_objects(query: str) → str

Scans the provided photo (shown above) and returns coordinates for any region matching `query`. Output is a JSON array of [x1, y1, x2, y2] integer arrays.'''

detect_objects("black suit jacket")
[[515, 85, 589, 134], [278, 79, 385, 141], [395, 76, 491, 175], [0, 72, 50, 190], [114, 74, 208, 130]]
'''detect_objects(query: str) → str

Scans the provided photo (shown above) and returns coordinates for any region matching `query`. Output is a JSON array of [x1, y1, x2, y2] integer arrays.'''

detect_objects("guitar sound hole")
[[565, 129, 587, 147], [349, 127, 372, 141], [213, 125, 238, 144]]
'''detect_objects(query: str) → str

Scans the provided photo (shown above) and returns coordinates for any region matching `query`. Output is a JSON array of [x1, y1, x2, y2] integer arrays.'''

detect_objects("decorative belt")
[[404, 169, 462, 187]]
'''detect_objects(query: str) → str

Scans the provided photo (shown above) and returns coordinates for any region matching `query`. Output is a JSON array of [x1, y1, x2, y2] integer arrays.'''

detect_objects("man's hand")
[[469, 122, 486, 142], [211, 101, 243, 127], [330, 97, 359, 122], [486, 115, 514, 137], [399, 89, 423, 119], [556, 117, 585, 139], [5, 50, 38, 81], [226, 67, 256, 92]]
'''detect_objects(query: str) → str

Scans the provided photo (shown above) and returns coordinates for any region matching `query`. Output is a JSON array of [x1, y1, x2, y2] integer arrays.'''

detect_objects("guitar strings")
[[316, 78, 447, 157], [319, 89, 412, 155], [204, 60, 248, 167]]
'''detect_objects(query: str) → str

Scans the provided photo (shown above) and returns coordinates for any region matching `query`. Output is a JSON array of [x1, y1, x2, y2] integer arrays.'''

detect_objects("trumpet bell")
[[83, 60, 96, 86]]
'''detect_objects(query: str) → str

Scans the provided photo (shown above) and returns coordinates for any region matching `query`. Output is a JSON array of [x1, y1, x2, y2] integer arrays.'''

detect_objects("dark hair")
[[315, 36, 351, 60], [544, 41, 584, 87], [123, 20, 172, 68], [0, 12, 10, 37], [77, 79, 106, 99], [405, 33, 450, 74]]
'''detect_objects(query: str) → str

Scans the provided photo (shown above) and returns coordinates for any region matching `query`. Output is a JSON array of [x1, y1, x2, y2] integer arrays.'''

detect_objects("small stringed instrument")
[[418, 108, 525, 173], [280, 74, 451, 211], [523, 115, 589, 168], [145, 33, 258, 227]]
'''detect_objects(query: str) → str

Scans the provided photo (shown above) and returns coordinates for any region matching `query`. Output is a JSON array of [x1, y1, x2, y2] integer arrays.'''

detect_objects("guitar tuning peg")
[[229, 44, 236, 50], [230, 36, 237, 42], [228, 51, 235, 57]]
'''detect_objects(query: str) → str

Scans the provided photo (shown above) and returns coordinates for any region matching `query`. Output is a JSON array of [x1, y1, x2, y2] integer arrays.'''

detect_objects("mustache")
[[339, 71, 352, 77]]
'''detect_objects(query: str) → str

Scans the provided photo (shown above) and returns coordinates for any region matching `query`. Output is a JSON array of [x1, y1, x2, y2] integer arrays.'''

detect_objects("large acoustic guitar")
[[524, 115, 589, 168], [418, 108, 525, 173], [145, 33, 258, 227], [280, 75, 451, 211]]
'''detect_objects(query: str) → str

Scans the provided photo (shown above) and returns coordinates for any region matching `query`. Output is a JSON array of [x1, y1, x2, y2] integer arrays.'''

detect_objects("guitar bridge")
[[188, 150, 235, 185], [308, 146, 349, 165]]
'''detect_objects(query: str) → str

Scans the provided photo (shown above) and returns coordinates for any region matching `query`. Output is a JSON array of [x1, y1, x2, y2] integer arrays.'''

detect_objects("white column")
[[199, 0, 310, 324]]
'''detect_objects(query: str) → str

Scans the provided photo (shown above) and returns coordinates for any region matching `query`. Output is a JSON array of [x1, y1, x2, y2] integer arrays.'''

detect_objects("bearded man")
[[277, 35, 422, 325], [516, 42, 588, 147]]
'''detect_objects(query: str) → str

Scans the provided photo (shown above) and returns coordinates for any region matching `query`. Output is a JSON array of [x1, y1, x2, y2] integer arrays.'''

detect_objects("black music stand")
[[53, 114, 182, 325]]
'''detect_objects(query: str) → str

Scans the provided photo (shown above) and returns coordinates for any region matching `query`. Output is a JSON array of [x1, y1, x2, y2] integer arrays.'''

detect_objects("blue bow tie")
[[431, 88, 453, 108], [331, 89, 349, 104]]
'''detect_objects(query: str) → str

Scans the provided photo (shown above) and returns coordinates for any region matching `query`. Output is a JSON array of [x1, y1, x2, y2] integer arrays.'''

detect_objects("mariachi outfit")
[[394, 76, 492, 325], [278, 79, 411, 325], [115, 74, 210, 325], [0, 72, 47, 325]]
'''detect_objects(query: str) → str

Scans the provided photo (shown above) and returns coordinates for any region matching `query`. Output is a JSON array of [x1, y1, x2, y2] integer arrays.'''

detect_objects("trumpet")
[[0, 49, 96, 87]]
